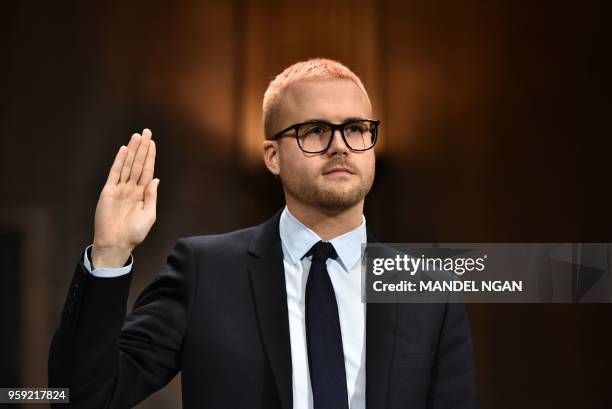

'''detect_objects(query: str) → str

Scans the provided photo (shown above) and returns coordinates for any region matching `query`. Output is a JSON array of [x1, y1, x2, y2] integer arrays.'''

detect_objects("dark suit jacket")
[[49, 210, 476, 409]]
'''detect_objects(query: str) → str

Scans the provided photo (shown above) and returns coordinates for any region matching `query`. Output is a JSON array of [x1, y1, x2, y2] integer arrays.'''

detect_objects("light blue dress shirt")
[[83, 244, 132, 277], [279, 207, 367, 409]]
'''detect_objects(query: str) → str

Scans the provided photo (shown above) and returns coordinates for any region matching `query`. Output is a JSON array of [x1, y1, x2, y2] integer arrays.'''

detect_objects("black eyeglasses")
[[270, 118, 380, 153]]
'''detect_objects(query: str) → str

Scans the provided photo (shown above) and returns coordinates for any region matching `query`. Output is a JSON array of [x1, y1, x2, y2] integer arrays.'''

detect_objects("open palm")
[[93, 129, 159, 258]]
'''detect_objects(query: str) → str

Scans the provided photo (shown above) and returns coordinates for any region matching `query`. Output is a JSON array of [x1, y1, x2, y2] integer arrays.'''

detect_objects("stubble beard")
[[280, 169, 374, 211]]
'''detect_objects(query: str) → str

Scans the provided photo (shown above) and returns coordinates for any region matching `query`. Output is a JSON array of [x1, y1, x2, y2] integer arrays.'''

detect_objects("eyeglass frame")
[[268, 118, 381, 153]]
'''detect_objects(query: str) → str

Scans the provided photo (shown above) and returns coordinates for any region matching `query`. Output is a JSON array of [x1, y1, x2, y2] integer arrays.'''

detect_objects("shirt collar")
[[279, 206, 367, 272]]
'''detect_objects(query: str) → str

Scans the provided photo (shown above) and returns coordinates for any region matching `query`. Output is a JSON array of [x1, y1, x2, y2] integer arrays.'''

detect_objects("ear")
[[262, 140, 280, 176]]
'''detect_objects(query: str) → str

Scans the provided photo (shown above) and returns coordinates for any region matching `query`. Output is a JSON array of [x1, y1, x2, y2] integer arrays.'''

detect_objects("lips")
[[323, 166, 355, 175]]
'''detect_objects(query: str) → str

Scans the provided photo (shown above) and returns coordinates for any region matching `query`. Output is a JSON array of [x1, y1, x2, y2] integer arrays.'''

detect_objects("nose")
[[326, 129, 349, 156]]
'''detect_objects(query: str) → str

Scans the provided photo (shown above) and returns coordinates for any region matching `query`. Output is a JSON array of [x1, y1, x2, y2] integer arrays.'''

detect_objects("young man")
[[49, 58, 476, 409]]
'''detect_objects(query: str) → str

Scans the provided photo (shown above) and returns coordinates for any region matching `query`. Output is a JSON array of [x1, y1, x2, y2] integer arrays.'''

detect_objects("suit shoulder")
[[178, 225, 258, 254]]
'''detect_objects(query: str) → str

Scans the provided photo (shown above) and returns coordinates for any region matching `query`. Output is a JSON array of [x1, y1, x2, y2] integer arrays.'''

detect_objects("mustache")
[[321, 159, 358, 174]]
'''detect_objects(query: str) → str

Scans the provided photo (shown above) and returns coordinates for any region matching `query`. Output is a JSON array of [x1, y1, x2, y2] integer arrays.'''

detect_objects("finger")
[[107, 145, 127, 185], [138, 139, 156, 186], [120, 133, 142, 183], [129, 129, 151, 183], [143, 178, 159, 214]]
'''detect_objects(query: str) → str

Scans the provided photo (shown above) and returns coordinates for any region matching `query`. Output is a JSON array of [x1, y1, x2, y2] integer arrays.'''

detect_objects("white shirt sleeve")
[[83, 244, 133, 277]]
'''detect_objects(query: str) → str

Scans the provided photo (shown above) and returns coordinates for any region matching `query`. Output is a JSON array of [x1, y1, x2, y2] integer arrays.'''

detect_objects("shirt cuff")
[[83, 244, 133, 277]]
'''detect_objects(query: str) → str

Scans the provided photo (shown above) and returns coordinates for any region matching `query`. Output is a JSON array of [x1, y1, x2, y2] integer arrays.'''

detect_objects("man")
[[49, 58, 476, 409]]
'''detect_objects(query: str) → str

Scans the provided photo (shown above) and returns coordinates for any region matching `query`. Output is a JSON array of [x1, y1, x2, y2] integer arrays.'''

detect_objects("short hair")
[[262, 58, 371, 139]]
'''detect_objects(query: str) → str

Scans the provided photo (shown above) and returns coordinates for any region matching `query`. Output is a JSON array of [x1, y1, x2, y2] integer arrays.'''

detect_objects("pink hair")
[[262, 58, 370, 139]]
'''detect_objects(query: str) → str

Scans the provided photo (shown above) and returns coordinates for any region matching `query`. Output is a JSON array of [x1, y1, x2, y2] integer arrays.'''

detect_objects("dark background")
[[1, 1, 610, 408]]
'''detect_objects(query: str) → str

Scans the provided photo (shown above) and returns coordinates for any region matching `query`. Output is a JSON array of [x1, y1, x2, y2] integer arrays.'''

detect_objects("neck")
[[285, 196, 364, 241]]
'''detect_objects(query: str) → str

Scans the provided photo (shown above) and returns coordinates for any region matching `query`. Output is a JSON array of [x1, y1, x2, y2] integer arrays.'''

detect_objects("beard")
[[280, 161, 374, 211]]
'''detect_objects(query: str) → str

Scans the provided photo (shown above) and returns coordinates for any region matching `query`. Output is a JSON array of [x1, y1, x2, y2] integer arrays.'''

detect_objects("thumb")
[[144, 178, 159, 214]]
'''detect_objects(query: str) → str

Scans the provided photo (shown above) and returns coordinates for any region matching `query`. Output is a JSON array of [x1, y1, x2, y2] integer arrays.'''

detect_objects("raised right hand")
[[91, 129, 159, 268]]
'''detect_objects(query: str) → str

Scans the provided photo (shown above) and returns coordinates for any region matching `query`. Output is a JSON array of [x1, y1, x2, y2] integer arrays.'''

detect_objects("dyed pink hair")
[[262, 58, 371, 139]]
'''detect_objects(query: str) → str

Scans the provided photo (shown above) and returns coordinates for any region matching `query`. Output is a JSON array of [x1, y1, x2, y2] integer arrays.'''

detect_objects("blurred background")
[[1, 0, 610, 408]]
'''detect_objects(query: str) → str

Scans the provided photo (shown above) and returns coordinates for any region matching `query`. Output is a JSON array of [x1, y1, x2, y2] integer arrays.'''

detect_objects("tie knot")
[[306, 241, 337, 263]]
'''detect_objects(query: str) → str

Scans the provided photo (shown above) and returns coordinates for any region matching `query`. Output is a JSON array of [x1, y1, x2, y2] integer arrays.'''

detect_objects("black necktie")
[[305, 241, 349, 409]]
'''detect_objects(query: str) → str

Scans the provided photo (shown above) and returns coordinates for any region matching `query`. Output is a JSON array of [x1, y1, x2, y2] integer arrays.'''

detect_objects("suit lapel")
[[248, 210, 293, 409], [365, 229, 398, 409]]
